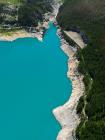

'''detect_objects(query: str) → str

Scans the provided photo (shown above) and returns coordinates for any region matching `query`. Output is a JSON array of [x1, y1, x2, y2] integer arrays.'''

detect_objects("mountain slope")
[[0, 0, 53, 27], [57, 0, 105, 140]]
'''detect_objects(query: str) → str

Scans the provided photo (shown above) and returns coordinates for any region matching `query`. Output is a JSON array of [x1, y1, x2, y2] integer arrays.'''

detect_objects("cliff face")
[[57, 0, 105, 140]]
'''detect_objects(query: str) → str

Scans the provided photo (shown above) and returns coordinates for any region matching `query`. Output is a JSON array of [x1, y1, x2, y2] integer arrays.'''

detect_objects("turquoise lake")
[[0, 24, 72, 140]]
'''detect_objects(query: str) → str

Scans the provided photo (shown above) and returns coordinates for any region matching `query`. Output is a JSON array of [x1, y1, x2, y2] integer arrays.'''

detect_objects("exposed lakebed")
[[0, 24, 72, 140]]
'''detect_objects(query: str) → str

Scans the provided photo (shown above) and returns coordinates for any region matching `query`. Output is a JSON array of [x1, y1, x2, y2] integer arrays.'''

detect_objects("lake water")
[[0, 24, 72, 140]]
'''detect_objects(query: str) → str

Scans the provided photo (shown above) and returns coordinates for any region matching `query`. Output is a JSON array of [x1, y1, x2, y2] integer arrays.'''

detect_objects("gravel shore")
[[53, 28, 85, 140]]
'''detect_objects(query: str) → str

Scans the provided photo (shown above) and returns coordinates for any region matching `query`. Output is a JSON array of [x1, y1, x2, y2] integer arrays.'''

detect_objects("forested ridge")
[[57, 0, 105, 140]]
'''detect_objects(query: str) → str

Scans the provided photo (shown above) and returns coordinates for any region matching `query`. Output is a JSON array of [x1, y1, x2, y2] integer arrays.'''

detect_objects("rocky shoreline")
[[0, 0, 62, 42], [0, 1, 85, 139], [0, 17, 51, 42], [53, 28, 85, 140]]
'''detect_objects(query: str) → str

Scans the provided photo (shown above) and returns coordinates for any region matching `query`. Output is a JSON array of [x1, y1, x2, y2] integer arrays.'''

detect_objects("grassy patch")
[[0, 0, 23, 4]]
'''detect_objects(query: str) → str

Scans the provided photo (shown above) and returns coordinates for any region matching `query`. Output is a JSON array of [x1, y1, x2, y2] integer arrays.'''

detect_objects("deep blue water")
[[0, 24, 72, 140]]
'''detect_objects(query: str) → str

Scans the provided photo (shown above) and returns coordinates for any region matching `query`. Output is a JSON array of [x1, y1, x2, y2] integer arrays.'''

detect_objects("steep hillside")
[[0, 0, 52, 28], [57, 0, 105, 140]]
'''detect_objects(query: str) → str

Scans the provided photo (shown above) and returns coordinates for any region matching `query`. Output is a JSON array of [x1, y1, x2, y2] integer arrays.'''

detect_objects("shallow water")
[[0, 24, 72, 140]]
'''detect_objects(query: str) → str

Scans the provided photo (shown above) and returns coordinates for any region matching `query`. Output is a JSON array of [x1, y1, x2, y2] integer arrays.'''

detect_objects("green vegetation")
[[0, 0, 52, 28], [57, 0, 105, 139], [0, 0, 21, 4], [18, 0, 52, 26], [0, 27, 22, 35]]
